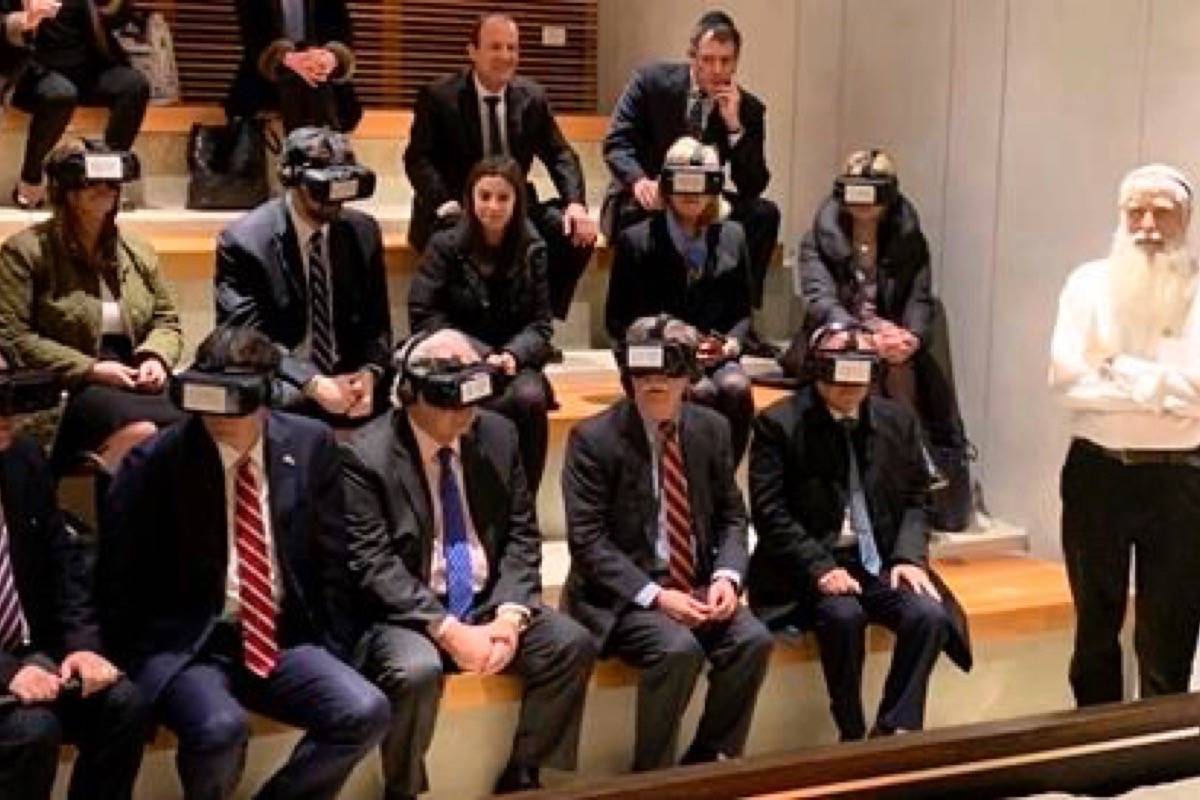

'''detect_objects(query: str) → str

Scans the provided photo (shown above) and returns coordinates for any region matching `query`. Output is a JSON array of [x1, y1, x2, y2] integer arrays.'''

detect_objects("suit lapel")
[[616, 401, 657, 550], [458, 71, 485, 163], [670, 64, 692, 137], [459, 422, 499, 571], [270, 200, 306, 315], [503, 82, 522, 156], [394, 414, 436, 576], [264, 414, 305, 610]]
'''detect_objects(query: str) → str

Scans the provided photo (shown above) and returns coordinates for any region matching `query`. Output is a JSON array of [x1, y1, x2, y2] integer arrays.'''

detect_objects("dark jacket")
[[799, 194, 933, 345], [561, 400, 748, 648], [602, 61, 770, 227], [408, 220, 553, 370], [0, 1, 33, 87], [340, 409, 541, 638], [224, 0, 361, 130], [19, 0, 133, 77], [98, 412, 354, 702], [403, 69, 586, 251], [605, 212, 751, 345], [0, 435, 100, 688], [746, 386, 971, 670], [214, 197, 392, 407]]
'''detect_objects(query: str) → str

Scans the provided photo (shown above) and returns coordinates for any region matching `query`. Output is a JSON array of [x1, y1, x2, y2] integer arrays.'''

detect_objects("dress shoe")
[[679, 744, 720, 765], [868, 723, 910, 738], [493, 762, 541, 794]]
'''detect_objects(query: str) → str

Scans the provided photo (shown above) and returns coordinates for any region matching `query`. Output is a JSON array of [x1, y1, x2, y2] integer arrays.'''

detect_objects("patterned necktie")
[[0, 515, 29, 653], [307, 230, 337, 374], [483, 95, 504, 156], [235, 458, 280, 678], [438, 447, 474, 619], [687, 91, 706, 137], [843, 426, 882, 576], [659, 421, 696, 590]]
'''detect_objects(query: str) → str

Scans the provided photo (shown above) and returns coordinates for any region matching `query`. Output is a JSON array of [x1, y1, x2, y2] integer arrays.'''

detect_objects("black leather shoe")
[[679, 745, 720, 765], [493, 762, 542, 794]]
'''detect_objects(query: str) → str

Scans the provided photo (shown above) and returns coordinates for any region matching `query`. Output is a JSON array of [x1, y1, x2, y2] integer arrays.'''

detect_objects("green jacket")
[[0, 220, 183, 387]]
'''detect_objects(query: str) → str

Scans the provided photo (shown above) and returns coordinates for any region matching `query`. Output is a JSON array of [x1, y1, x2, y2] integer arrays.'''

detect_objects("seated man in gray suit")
[[341, 328, 595, 797], [561, 314, 773, 771]]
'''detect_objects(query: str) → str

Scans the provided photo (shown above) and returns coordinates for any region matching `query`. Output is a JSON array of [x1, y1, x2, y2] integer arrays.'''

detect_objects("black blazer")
[[18, 0, 132, 78], [602, 61, 770, 224], [98, 412, 353, 702], [341, 409, 542, 637], [403, 69, 586, 251], [561, 399, 748, 648], [746, 387, 971, 670], [0, 1, 32, 87], [0, 436, 100, 688], [214, 197, 392, 407], [605, 213, 751, 345], [408, 220, 553, 369], [224, 0, 362, 130]]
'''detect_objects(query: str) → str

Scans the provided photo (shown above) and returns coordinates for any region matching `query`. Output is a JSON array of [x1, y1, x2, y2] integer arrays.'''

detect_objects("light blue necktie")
[[438, 447, 474, 619], [844, 427, 882, 576]]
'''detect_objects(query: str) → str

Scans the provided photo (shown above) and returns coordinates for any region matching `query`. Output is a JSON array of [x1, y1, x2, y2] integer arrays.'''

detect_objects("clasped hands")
[[871, 321, 919, 365], [8, 650, 121, 704], [654, 578, 739, 628], [283, 47, 338, 87], [89, 357, 168, 392], [306, 369, 376, 417], [436, 614, 523, 675]]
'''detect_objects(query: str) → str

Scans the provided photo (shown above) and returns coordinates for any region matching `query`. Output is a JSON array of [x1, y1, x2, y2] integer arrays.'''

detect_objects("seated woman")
[[408, 155, 556, 494], [10, 0, 148, 208], [225, 0, 361, 133], [0, 139, 184, 475], [605, 136, 755, 462]]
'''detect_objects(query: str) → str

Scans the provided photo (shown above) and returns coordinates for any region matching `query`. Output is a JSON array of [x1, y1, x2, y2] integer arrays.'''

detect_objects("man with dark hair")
[[98, 325, 390, 799], [216, 126, 392, 426], [561, 315, 772, 772], [602, 9, 780, 316], [404, 11, 597, 320]]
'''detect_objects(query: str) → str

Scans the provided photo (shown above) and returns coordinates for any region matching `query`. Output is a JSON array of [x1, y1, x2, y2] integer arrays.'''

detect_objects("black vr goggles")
[[661, 163, 724, 196], [617, 341, 700, 379], [46, 150, 141, 190], [169, 369, 272, 417], [833, 174, 898, 208], [405, 358, 496, 409], [807, 323, 880, 386], [0, 370, 61, 416], [294, 164, 377, 204]]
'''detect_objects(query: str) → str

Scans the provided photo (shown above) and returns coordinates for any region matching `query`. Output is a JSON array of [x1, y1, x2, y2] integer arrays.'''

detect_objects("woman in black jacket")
[[408, 155, 556, 493]]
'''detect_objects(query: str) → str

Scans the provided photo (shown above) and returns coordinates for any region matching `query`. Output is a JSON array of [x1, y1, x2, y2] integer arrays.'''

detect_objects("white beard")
[[1107, 233, 1197, 357]]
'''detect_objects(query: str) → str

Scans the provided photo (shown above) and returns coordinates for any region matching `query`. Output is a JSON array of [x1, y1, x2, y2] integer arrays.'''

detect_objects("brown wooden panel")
[[137, 0, 597, 111]]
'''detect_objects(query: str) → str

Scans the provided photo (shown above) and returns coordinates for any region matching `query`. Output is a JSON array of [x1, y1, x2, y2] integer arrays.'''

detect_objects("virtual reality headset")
[[169, 369, 272, 416], [293, 164, 377, 204], [833, 174, 897, 207], [0, 370, 61, 415], [661, 163, 724, 196], [810, 351, 879, 386], [47, 150, 141, 190], [615, 340, 701, 381], [406, 359, 496, 409]]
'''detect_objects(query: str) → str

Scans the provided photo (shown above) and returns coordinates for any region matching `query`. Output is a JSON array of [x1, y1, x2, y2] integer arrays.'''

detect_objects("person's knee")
[[549, 615, 599, 670], [98, 679, 152, 736], [118, 68, 150, 103], [898, 595, 951, 641], [36, 79, 78, 109], [377, 652, 444, 702], [509, 373, 552, 417], [742, 618, 776, 665], [181, 706, 249, 754], [329, 680, 391, 744], [817, 598, 869, 635], [689, 377, 717, 406], [656, 627, 706, 673], [16, 708, 63, 753], [714, 368, 752, 402]]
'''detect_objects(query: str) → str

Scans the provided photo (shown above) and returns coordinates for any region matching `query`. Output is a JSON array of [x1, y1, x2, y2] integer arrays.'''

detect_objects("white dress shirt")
[[473, 72, 508, 156], [1049, 257, 1200, 449], [216, 437, 284, 618]]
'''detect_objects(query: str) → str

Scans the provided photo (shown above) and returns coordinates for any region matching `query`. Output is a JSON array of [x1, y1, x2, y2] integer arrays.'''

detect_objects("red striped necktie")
[[0, 518, 29, 653], [234, 458, 280, 678], [659, 421, 696, 590]]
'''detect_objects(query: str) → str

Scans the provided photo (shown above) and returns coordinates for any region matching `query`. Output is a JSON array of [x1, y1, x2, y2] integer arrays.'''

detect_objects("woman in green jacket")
[[0, 139, 184, 474]]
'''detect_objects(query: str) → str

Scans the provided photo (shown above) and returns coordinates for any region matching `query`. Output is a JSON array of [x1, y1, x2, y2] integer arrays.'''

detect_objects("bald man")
[[1050, 164, 1200, 706]]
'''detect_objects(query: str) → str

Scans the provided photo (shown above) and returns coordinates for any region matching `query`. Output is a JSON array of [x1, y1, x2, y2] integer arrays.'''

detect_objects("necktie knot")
[[437, 446, 454, 470], [658, 420, 678, 441], [483, 95, 501, 108]]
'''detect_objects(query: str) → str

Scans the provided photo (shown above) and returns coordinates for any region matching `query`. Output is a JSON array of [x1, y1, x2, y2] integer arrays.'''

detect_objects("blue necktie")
[[438, 447, 474, 619], [844, 428, 882, 575]]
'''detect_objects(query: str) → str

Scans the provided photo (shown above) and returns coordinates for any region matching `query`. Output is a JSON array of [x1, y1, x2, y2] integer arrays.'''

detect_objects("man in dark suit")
[[98, 327, 389, 800], [561, 315, 773, 771], [747, 323, 971, 741], [403, 12, 597, 320], [0, 365, 148, 799], [602, 10, 780, 313], [342, 328, 595, 797], [216, 127, 392, 426], [225, 0, 362, 132]]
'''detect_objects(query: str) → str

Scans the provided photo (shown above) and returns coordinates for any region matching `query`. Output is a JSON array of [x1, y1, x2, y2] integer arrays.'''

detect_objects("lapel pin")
[[282, 454, 296, 467]]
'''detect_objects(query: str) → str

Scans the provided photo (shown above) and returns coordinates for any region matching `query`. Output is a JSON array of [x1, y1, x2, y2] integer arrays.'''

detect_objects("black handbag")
[[185, 117, 274, 210], [928, 437, 977, 532]]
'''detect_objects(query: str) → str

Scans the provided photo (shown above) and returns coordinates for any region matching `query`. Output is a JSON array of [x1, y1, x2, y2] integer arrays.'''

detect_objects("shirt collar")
[[410, 416, 461, 467], [285, 190, 326, 251], [215, 434, 266, 475]]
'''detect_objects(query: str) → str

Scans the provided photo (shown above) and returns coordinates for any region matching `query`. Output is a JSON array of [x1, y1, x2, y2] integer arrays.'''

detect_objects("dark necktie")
[[438, 447, 474, 619], [235, 458, 280, 678], [659, 421, 695, 590], [842, 425, 882, 575], [0, 511, 29, 653], [281, 0, 306, 43], [307, 231, 337, 374], [483, 95, 504, 156], [687, 91, 706, 137]]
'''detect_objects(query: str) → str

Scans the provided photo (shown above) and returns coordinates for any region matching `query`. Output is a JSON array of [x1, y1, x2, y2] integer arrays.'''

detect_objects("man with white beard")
[[1049, 163, 1200, 707]]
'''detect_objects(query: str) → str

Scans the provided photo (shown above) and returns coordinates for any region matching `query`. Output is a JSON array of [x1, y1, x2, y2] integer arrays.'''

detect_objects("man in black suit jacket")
[[342, 328, 595, 797], [561, 315, 772, 771], [602, 11, 780, 311], [404, 12, 597, 319], [98, 327, 388, 799], [216, 127, 392, 426], [0, 368, 148, 800], [747, 324, 971, 741], [225, 0, 362, 132]]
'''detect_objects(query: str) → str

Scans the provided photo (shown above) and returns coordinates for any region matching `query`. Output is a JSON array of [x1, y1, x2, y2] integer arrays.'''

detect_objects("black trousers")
[[608, 605, 773, 771], [0, 677, 149, 800], [527, 199, 595, 320], [809, 558, 950, 740], [484, 369, 554, 495], [689, 361, 754, 464], [1061, 439, 1200, 706], [276, 72, 344, 133], [14, 63, 149, 184], [355, 606, 596, 797]]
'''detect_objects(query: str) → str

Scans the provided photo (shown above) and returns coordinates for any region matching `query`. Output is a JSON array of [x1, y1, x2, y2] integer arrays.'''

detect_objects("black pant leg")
[[58, 677, 151, 800], [0, 703, 61, 800], [17, 69, 78, 183], [810, 592, 870, 740], [528, 201, 594, 320], [728, 196, 781, 310], [483, 370, 552, 495], [88, 65, 149, 151], [275, 71, 344, 132], [688, 605, 773, 759], [689, 362, 754, 464]]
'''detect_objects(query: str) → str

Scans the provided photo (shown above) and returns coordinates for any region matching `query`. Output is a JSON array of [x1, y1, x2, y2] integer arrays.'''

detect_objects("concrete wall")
[[600, 0, 1200, 556]]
